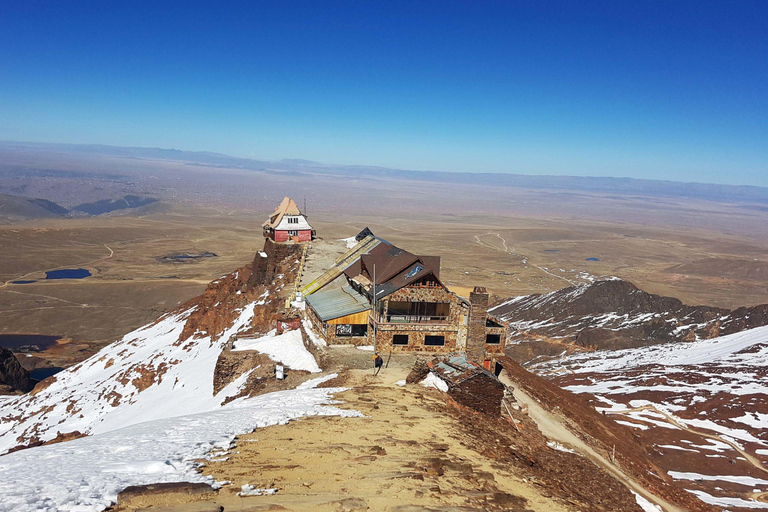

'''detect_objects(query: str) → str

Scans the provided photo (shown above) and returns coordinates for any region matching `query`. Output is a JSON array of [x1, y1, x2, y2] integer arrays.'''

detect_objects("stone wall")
[[448, 373, 505, 415], [370, 285, 463, 353], [484, 325, 507, 355], [373, 325, 458, 353], [467, 287, 489, 363]]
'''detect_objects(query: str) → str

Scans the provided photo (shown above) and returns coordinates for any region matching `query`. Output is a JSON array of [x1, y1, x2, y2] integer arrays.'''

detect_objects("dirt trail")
[[498, 370, 684, 512], [116, 369, 571, 512]]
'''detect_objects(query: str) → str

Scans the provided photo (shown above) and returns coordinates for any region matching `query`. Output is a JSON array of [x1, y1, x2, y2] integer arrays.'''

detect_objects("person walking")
[[373, 352, 384, 376]]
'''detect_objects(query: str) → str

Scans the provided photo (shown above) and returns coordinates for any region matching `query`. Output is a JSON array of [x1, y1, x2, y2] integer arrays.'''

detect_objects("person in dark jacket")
[[373, 353, 383, 375]]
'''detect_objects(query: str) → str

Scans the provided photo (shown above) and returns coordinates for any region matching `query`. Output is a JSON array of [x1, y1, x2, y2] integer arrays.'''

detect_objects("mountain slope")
[[0, 240, 304, 454], [492, 279, 768, 357], [533, 325, 768, 511]]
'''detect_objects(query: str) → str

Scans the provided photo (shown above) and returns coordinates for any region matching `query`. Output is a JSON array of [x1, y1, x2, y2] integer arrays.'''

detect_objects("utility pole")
[[372, 264, 377, 353]]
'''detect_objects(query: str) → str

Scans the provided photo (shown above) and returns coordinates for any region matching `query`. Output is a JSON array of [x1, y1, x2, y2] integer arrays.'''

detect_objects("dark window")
[[424, 335, 445, 346], [393, 334, 409, 345], [336, 324, 368, 337], [486, 333, 501, 345]]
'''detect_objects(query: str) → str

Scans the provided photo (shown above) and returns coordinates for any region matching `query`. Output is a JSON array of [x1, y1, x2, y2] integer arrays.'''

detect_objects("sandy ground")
[[114, 368, 570, 512]]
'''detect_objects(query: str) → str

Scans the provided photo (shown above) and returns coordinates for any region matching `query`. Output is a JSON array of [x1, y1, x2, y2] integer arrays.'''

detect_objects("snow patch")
[[233, 329, 321, 373], [421, 373, 449, 392]]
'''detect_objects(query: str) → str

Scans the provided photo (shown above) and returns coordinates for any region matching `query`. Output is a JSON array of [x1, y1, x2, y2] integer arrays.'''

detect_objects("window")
[[393, 334, 409, 345], [287, 216, 299, 224], [424, 335, 445, 346], [336, 324, 368, 337], [486, 333, 501, 345]]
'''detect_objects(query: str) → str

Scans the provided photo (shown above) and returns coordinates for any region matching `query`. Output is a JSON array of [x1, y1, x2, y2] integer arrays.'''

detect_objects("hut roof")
[[262, 197, 302, 229], [428, 354, 500, 386], [305, 285, 370, 321]]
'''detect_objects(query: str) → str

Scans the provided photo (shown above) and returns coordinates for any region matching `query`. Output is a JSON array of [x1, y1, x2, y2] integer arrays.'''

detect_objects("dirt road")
[[499, 371, 683, 512]]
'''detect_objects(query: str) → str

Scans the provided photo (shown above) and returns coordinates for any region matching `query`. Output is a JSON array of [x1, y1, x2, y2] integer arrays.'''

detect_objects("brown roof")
[[358, 245, 441, 285], [262, 197, 302, 229]]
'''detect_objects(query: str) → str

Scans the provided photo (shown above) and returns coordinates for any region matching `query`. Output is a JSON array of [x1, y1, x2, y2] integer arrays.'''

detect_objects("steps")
[[300, 235, 381, 296]]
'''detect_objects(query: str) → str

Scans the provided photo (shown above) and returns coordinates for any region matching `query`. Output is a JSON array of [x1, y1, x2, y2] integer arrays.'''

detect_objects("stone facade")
[[369, 285, 465, 353], [484, 324, 507, 355], [467, 287, 489, 363]]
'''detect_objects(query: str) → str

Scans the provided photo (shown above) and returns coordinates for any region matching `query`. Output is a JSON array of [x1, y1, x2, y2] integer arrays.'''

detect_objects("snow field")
[[233, 328, 321, 373], [0, 383, 361, 512]]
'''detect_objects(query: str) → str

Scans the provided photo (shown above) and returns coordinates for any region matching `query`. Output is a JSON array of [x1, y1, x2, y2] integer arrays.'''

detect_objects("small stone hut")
[[428, 354, 505, 415]]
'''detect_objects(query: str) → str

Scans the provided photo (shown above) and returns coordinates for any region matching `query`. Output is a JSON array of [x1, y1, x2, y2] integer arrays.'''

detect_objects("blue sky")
[[1, 1, 766, 186]]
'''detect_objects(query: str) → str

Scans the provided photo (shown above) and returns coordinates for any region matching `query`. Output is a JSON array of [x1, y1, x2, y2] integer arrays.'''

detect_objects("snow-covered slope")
[[0, 242, 357, 512], [0, 304, 258, 454], [536, 325, 768, 511], [0, 378, 359, 512], [0, 241, 311, 456]]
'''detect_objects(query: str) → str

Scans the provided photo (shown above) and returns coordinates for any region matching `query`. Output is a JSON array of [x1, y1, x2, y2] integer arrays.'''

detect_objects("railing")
[[384, 314, 449, 324], [285, 243, 310, 309]]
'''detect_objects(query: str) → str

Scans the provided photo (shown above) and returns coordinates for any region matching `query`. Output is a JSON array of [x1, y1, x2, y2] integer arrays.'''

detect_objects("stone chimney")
[[467, 286, 489, 363]]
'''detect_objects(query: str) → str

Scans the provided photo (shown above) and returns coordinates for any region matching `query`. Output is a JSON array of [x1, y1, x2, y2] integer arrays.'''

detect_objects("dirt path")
[[117, 369, 571, 512], [499, 371, 684, 512]]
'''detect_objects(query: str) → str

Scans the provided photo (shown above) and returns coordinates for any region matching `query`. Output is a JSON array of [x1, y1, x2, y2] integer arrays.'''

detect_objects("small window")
[[424, 335, 445, 346], [486, 333, 501, 345], [393, 334, 409, 345]]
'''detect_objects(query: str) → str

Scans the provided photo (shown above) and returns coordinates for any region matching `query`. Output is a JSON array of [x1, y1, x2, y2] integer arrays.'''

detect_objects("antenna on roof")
[[304, 197, 307, 218]]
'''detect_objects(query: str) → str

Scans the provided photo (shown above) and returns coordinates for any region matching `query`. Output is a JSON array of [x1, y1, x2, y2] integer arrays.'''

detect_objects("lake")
[[46, 268, 92, 279], [12, 280, 36, 284], [29, 367, 65, 380], [585, 257, 600, 261], [0, 334, 60, 350]]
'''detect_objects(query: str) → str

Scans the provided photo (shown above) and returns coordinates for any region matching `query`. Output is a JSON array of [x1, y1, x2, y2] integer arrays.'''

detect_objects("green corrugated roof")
[[305, 285, 370, 322]]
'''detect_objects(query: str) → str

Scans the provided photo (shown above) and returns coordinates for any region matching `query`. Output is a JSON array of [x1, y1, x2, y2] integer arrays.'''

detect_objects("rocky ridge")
[[492, 278, 768, 361]]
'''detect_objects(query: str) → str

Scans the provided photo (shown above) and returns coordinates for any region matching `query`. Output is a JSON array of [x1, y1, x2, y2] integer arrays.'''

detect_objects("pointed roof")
[[262, 197, 303, 229]]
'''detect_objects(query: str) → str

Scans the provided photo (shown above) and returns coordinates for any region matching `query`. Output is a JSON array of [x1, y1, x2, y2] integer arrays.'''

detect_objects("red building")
[[262, 197, 314, 243]]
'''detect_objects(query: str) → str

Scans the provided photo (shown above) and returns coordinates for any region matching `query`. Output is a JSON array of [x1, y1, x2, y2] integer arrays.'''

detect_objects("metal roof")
[[305, 285, 370, 322], [428, 353, 499, 385]]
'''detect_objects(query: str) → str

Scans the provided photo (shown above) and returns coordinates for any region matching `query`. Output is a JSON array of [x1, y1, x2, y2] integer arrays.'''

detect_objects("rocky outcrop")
[[493, 279, 768, 358], [0, 347, 34, 393]]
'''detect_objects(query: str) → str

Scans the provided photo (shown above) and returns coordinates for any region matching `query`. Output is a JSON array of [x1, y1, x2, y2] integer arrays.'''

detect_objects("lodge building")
[[301, 230, 508, 367], [262, 197, 314, 243]]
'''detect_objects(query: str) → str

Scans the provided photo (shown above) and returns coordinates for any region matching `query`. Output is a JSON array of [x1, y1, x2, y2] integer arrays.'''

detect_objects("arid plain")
[[2, 146, 768, 369]]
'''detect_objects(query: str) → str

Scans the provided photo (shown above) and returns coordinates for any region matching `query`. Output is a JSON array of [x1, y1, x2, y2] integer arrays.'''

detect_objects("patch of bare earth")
[[111, 368, 664, 512]]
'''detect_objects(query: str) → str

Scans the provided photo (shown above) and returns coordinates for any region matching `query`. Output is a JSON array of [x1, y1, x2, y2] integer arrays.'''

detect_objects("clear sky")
[[1, 1, 766, 185]]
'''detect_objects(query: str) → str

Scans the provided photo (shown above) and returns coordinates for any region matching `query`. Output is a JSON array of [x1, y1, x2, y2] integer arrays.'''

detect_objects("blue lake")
[[585, 257, 600, 262], [544, 249, 560, 253], [12, 280, 36, 284], [46, 268, 92, 280], [29, 367, 64, 381]]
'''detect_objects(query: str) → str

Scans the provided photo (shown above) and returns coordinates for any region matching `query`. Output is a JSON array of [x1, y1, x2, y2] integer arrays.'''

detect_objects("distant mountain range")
[[2, 140, 768, 205], [0, 193, 159, 221]]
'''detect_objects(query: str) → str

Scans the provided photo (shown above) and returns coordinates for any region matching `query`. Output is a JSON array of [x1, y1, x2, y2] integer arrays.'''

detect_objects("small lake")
[[12, 280, 36, 284], [46, 268, 92, 279], [544, 249, 560, 253], [0, 334, 60, 350], [29, 367, 65, 380], [585, 257, 600, 261]]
